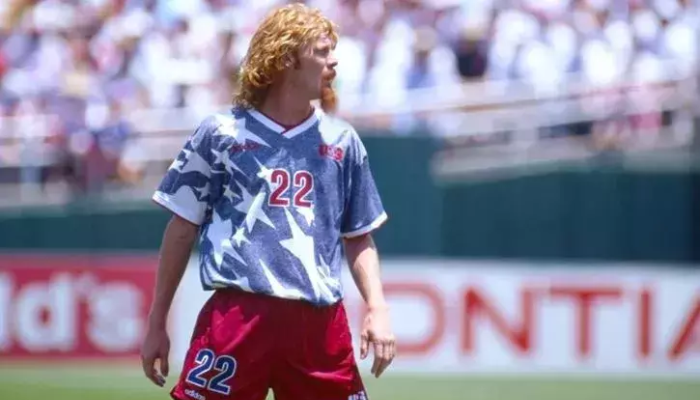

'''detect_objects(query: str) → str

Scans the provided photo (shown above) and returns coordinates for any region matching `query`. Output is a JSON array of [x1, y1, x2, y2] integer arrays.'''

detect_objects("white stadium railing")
[[0, 62, 697, 171]]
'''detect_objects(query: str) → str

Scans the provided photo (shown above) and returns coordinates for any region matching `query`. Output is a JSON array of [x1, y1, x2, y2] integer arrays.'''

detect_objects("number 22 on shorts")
[[185, 349, 237, 395]]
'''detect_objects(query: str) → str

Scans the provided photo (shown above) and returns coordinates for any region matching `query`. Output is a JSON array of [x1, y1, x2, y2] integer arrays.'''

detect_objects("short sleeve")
[[152, 118, 217, 225], [341, 130, 388, 238]]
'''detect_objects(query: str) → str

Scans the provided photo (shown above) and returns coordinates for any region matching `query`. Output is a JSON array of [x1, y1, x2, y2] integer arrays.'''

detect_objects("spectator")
[[0, 0, 696, 193]]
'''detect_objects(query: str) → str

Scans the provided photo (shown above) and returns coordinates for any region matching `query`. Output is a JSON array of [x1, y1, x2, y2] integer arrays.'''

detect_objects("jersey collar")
[[247, 107, 321, 139]]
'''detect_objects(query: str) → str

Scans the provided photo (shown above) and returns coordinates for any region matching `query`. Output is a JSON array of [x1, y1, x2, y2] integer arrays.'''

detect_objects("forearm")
[[148, 216, 198, 329], [345, 234, 387, 310]]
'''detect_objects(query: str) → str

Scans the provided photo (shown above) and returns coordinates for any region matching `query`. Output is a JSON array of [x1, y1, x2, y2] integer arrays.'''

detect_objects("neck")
[[258, 83, 313, 127]]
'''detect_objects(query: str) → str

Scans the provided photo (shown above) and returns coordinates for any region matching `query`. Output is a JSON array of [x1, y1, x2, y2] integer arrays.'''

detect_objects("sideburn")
[[320, 86, 337, 114]]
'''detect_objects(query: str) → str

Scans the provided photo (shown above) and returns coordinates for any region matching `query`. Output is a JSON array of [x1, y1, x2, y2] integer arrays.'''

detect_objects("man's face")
[[289, 35, 337, 100]]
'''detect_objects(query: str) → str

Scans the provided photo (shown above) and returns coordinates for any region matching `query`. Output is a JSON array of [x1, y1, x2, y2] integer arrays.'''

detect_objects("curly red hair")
[[234, 3, 339, 110]]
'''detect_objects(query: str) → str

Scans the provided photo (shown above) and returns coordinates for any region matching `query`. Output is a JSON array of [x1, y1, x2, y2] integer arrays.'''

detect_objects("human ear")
[[283, 53, 301, 69]]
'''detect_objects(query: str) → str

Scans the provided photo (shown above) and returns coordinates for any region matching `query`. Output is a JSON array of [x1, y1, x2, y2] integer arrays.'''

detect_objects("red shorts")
[[171, 289, 367, 400]]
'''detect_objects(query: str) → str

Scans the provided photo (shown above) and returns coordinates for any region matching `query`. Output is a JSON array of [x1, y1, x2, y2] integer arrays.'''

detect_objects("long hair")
[[234, 4, 339, 111]]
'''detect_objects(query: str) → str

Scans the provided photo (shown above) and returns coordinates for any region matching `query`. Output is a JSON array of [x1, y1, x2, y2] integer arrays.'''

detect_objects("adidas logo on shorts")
[[185, 389, 206, 400], [348, 391, 368, 400]]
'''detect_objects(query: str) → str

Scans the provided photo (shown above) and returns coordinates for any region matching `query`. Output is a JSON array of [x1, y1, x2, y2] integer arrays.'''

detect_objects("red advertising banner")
[[0, 254, 157, 360], [340, 261, 700, 375]]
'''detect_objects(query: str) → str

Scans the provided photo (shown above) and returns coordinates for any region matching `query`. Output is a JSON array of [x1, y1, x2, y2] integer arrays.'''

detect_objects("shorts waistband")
[[213, 287, 342, 309]]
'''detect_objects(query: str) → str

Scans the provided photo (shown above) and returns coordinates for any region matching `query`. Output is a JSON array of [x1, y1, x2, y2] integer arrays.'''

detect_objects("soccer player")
[[140, 4, 395, 400]]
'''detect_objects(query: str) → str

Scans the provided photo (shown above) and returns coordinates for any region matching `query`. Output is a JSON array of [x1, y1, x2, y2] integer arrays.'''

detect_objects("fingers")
[[376, 338, 396, 378], [370, 336, 396, 378], [141, 351, 166, 387], [141, 352, 152, 381], [160, 348, 170, 378], [360, 331, 370, 360], [141, 329, 170, 387], [152, 369, 166, 387], [141, 356, 161, 386], [370, 341, 384, 377]]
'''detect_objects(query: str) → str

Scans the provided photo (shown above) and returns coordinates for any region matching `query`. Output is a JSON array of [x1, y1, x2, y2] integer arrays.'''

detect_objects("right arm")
[[141, 214, 198, 387], [142, 116, 217, 386], [148, 214, 199, 330]]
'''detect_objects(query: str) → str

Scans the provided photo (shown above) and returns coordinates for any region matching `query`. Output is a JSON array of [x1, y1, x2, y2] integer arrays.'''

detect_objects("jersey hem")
[[152, 192, 204, 226], [341, 212, 388, 238], [207, 285, 344, 307]]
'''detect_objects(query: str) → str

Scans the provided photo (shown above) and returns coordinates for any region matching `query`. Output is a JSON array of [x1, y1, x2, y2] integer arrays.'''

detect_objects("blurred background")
[[0, 0, 699, 399]]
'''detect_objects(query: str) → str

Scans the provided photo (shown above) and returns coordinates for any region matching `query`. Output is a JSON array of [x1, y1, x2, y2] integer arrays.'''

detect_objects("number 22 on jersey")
[[268, 168, 313, 208]]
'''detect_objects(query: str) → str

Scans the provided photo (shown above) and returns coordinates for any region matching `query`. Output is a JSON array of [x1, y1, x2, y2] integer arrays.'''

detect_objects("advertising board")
[[0, 254, 157, 360]]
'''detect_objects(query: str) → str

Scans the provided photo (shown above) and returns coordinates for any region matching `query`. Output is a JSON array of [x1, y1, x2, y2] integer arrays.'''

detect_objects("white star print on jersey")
[[153, 106, 387, 305]]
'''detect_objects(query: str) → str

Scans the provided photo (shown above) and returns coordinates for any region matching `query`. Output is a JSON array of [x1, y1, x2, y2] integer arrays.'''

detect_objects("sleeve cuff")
[[152, 191, 204, 226], [341, 212, 388, 238]]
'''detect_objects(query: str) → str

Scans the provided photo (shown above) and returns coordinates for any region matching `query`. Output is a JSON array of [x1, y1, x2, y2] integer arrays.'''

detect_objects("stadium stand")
[[0, 0, 698, 205]]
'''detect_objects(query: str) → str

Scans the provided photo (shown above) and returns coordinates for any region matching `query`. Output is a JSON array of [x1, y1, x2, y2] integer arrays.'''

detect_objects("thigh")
[[272, 302, 368, 400], [171, 291, 275, 400]]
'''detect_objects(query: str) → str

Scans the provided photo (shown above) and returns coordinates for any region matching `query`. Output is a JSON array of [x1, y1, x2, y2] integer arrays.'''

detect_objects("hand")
[[360, 306, 395, 378], [141, 326, 171, 387]]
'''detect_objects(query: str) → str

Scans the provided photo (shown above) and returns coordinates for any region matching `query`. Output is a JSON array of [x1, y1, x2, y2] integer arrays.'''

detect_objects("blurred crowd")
[[0, 0, 697, 194]]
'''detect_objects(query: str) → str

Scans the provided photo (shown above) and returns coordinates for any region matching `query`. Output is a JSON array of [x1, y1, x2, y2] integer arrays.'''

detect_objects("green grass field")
[[0, 365, 698, 400]]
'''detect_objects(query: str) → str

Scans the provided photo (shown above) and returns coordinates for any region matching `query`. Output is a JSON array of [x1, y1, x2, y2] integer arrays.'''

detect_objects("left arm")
[[344, 233, 395, 378], [345, 233, 386, 310], [341, 127, 393, 377]]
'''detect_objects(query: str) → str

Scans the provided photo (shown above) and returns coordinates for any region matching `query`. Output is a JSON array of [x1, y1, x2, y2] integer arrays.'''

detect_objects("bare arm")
[[141, 213, 198, 386], [344, 233, 387, 310], [344, 233, 395, 378], [148, 214, 199, 329]]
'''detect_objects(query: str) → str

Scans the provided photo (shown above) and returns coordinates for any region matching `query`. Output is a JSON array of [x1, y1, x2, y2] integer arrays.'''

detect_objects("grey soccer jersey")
[[153, 107, 387, 306]]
